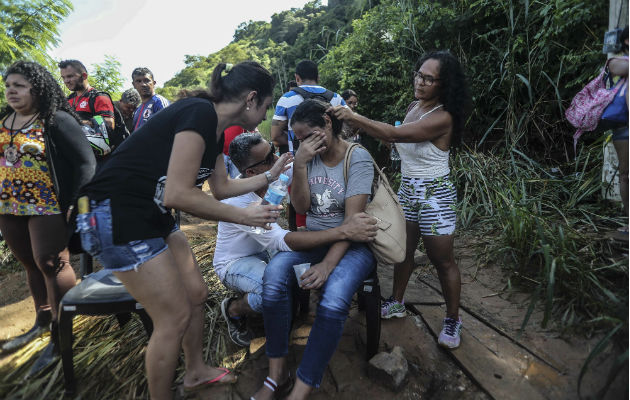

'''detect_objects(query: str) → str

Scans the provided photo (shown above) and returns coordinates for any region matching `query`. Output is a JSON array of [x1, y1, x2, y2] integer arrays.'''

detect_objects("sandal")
[[183, 367, 237, 393], [250, 373, 294, 400]]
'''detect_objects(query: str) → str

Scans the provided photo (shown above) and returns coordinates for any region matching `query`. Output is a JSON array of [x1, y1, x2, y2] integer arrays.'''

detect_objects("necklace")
[[4, 112, 39, 165]]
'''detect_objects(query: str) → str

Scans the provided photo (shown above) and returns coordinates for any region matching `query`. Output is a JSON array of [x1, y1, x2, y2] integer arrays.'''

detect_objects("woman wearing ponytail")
[[78, 61, 292, 399]]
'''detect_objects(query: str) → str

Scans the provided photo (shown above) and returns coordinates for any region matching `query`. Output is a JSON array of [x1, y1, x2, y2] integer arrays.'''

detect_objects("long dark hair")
[[2, 61, 80, 128], [290, 99, 343, 136], [182, 61, 274, 105], [416, 51, 470, 147]]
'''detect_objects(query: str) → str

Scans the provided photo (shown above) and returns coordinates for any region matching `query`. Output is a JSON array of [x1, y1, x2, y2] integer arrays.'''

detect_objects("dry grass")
[[0, 235, 241, 400]]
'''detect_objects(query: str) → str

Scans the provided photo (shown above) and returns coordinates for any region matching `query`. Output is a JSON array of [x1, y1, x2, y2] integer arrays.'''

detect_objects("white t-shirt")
[[213, 167, 294, 280], [213, 192, 292, 280]]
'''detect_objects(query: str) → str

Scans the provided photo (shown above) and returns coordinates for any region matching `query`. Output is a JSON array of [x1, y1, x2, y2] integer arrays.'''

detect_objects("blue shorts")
[[76, 199, 169, 272]]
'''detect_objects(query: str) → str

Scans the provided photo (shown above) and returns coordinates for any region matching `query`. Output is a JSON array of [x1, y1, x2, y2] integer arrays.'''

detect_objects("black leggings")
[[0, 214, 75, 323]]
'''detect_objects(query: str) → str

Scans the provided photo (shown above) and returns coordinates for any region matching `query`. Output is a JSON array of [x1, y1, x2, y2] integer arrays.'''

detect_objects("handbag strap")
[[342, 143, 399, 200]]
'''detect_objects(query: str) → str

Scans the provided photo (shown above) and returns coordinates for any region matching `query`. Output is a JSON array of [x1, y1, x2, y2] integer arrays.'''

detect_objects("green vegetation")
[[86, 55, 125, 100], [0, 0, 73, 70]]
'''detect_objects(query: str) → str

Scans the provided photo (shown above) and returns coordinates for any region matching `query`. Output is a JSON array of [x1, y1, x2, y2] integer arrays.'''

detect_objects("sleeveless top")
[[396, 104, 450, 178]]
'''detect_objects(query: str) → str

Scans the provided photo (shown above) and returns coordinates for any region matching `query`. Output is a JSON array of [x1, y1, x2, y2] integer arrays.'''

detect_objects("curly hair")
[[416, 51, 471, 147], [2, 61, 80, 129]]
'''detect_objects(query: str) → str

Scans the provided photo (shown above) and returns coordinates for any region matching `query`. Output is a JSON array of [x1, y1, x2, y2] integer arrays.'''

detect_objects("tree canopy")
[[0, 0, 73, 69], [160, 0, 607, 159]]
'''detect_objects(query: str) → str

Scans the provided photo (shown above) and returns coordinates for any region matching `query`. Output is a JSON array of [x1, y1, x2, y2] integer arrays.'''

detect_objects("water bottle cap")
[[395, 121, 402, 126], [279, 173, 289, 182]]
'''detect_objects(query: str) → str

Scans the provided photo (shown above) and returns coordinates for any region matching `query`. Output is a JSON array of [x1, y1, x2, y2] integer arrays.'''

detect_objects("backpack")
[[343, 143, 406, 265], [565, 57, 627, 151], [87, 90, 130, 150], [291, 86, 335, 103]]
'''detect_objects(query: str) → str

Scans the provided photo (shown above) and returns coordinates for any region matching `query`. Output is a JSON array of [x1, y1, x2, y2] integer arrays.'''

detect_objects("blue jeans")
[[221, 252, 269, 313], [262, 243, 375, 388], [77, 199, 168, 272]]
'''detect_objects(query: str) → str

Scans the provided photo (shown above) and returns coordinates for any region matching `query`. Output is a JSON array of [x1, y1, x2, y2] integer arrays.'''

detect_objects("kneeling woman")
[[252, 99, 375, 400], [78, 61, 291, 400]]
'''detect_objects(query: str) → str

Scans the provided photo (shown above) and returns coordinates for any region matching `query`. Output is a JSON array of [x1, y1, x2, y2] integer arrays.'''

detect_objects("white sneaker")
[[438, 317, 462, 349]]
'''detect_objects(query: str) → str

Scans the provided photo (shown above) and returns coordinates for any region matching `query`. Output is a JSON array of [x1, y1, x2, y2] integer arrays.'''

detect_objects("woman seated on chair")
[[251, 99, 375, 400], [78, 61, 292, 400]]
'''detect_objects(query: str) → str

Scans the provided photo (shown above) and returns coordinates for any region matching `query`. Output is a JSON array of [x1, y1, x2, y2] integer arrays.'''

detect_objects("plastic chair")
[[58, 255, 153, 396]]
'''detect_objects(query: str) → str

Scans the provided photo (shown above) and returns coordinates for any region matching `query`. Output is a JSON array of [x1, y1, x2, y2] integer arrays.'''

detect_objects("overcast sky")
[[49, 0, 316, 88]]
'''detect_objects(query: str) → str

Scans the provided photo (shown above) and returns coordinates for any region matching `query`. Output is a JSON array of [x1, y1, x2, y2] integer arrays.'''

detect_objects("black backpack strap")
[[86, 90, 113, 115], [321, 89, 334, 102], [292, 86, 335, 103], [291, 86, 310, 98]]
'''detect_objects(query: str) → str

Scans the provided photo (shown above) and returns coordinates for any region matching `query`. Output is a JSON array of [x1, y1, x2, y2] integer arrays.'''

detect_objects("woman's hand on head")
[[327, 105, 355, 121], [269, 152, 293, 180], [294, 130, 326, 166]]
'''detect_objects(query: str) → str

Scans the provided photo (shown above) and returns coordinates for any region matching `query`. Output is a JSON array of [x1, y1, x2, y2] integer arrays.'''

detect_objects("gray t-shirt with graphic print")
[[306, 146, 374, 231]]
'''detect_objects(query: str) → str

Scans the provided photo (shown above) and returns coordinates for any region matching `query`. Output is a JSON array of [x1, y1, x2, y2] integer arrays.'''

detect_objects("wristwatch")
[[264, 170, 273, 183]]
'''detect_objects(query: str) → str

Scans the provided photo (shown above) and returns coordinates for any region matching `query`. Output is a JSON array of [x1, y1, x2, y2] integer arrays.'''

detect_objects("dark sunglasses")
[[245, 142, 275, 170]]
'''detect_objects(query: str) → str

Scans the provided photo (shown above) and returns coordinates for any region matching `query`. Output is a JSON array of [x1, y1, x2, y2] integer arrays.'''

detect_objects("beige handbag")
[[343, 143, 406, 265]]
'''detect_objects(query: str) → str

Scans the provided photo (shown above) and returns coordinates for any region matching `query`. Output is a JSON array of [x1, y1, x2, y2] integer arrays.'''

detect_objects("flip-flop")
[[183, 367, 237, 393]]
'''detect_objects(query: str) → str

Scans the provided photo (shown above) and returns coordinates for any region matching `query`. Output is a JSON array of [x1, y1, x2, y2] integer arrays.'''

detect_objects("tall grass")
[[451, 135, 628, 395], [452, 136, 627, 331]]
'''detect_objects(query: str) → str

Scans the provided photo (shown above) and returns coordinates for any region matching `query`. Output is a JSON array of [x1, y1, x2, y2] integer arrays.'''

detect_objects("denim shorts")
[[76, 199, 168, 272]]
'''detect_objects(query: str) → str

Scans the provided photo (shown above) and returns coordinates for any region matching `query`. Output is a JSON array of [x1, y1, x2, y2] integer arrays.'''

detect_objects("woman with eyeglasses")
[[330, 50, 471, 349], [77, 61, 292, 399]]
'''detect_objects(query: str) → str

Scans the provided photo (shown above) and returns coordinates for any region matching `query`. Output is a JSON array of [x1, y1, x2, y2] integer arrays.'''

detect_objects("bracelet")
[[264, 170, 273, 183]]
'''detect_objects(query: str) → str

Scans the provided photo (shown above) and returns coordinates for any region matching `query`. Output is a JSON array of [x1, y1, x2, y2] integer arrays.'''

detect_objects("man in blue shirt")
[[271, 60, 346, 155], [131, 67, 170, 131], [271, 60, 346, 230]]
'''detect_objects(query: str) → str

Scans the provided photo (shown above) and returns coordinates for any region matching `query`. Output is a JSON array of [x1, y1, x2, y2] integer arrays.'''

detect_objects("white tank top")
[[396, 104, 450, 178]]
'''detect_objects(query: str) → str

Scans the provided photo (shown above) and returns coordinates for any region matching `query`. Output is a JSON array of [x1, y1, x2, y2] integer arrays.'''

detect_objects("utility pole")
[[609, 0, 628, 32], [602, 0, 628, 201]]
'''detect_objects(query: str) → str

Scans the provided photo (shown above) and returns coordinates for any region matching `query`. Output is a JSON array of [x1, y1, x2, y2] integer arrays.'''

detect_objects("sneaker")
[[220, 297, 253, 347], [381, 296, 406, 319], [438, 317, 462, 349]]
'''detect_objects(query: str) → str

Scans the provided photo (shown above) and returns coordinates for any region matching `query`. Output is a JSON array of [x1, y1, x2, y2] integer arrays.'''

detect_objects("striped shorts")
[[397, 175, 457, 236]]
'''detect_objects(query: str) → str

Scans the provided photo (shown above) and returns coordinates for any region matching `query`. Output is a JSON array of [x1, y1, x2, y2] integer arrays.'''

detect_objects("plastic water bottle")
[[390, 121, 401, 170], [252, 173, 290, 234]]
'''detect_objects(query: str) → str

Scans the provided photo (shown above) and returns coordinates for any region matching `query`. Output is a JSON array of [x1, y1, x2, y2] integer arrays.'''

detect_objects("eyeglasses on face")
[[245, 142, 275, 170], [413, 71, 441, 86]]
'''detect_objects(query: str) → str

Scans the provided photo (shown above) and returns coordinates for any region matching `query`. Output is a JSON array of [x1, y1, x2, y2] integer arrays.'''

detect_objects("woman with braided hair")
[[0, 61, 96, 373]]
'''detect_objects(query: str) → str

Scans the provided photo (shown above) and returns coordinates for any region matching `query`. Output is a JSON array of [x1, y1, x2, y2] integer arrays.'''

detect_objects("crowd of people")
[[0, 51, 493, 400]]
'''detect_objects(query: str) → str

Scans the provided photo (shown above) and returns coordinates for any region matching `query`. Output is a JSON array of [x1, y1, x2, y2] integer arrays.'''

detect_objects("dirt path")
[[0, 214, 627, 399]]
